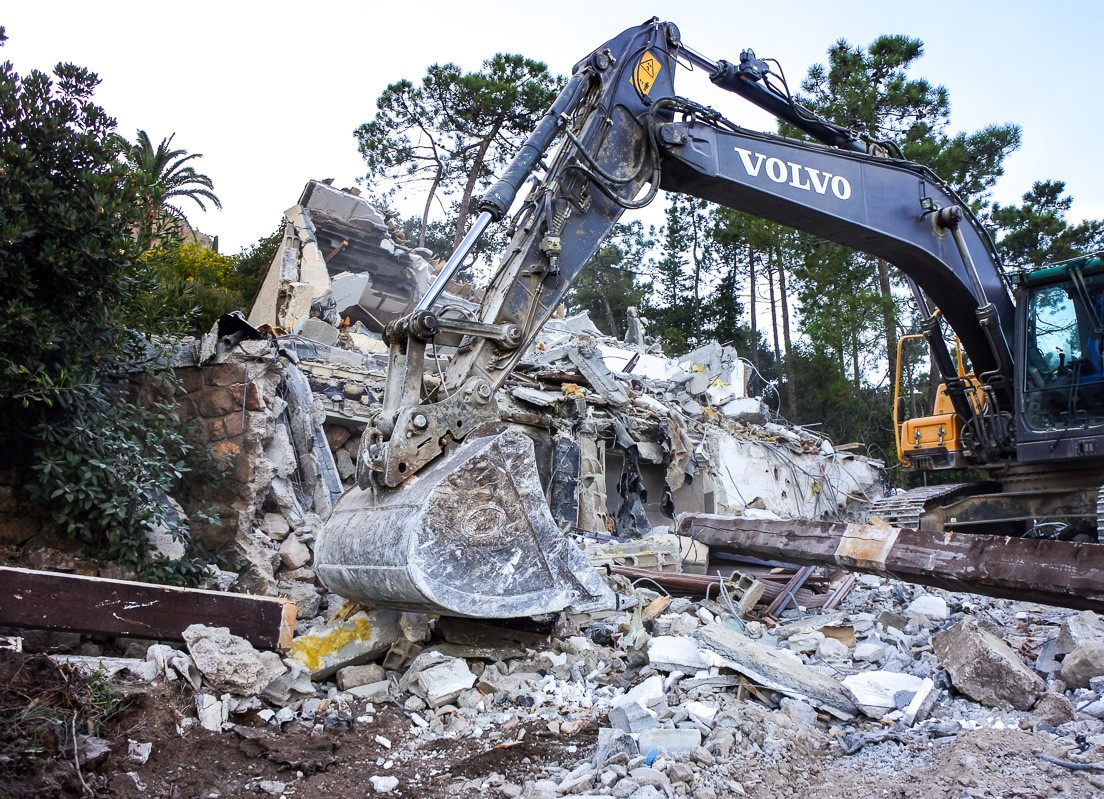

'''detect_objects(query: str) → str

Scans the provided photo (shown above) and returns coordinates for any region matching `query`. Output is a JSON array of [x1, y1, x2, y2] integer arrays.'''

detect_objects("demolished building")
[[216, 179, 886, 601]]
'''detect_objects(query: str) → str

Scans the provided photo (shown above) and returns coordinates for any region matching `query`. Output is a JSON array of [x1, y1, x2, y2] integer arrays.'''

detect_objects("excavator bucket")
[[314, 428, 616, 618]]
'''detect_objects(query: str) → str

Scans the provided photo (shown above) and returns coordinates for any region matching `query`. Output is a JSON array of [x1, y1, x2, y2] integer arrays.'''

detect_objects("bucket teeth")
[[316, 429, 615, 618]]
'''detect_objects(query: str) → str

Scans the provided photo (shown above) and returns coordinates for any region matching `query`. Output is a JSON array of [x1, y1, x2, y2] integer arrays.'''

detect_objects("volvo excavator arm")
[[366, 18, 1016, 490], [316, 19, 1024, 618]]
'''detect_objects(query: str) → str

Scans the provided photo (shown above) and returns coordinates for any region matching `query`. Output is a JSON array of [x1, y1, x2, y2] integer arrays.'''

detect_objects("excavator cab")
[[1020, 256, 1104, 435]]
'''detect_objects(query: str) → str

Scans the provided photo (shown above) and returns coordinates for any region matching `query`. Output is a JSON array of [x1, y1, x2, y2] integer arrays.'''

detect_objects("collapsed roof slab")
[[247, 180, 474, 338]]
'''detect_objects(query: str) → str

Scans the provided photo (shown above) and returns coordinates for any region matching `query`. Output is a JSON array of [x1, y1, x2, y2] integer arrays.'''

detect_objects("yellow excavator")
[[315, 19, 1104, 618]]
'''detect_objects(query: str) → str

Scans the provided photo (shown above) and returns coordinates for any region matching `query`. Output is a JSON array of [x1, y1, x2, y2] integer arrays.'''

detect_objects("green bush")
[[0, 29, 216, 582]]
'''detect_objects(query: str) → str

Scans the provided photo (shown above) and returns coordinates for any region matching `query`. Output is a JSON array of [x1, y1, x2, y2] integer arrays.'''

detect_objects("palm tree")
[[124, 130, 221, 239]]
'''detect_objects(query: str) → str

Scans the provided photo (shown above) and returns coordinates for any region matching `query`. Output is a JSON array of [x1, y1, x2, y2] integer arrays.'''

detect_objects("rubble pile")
[[28, 575, 1104, 797]]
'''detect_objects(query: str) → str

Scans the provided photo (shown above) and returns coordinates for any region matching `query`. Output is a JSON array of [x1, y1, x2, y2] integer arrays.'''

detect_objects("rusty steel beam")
[[0, 567, 297, 650], [678, 514, 1104, 613]]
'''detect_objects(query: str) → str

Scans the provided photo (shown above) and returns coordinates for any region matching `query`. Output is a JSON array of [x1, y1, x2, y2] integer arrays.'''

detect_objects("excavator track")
[[867, 483, 978, 531]]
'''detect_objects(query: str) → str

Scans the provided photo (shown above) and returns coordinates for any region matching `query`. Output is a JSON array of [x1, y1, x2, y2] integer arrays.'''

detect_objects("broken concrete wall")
[[247, 180, 470, 338], [170, 327, 341, 599]]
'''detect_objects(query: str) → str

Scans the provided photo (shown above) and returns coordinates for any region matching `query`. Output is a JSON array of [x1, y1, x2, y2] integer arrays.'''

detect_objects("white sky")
[[4, 1, 1102, 254]]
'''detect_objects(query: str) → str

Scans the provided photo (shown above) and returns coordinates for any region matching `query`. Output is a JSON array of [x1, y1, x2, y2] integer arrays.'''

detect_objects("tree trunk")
[[767, 252, 781, 362], [748, 244, 758, 369], [419, 165, 444, 250], [877, 257, 897, 389], [453, 121, 502, 251], [852, 335, 861, 391], [690, 204, 704, 347], [776, 249, 797, 419]]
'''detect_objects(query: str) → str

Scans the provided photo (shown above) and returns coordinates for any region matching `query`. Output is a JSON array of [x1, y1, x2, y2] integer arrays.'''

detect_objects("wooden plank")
[[0, 567, 296, 651], [678, 513, 1104, 613]]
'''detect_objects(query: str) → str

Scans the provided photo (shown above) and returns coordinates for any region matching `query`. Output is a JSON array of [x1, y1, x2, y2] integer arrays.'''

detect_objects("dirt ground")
[[4, 650, 1104, 799]]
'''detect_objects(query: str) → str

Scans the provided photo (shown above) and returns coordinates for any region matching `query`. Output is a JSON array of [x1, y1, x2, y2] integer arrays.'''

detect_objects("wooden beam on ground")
[[678, 513, 1104, 613], [0, 567, 296, 651]]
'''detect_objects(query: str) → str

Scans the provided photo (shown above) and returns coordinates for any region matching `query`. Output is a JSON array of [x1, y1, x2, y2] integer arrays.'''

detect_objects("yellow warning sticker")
[[631, 51, 661, 95]]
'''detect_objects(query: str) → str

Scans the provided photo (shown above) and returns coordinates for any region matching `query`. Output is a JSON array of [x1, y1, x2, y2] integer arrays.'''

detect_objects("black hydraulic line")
[[479, 70, 592, 221]]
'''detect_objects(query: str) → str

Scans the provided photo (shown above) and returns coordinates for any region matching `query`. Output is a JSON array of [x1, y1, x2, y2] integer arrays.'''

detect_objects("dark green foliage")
[[0, 34, 213, 581], [992, 181, 1104, 269], [123, 129, 221, 241], [231, 225, 283, 305], [0, 49, 141, 438], [644, 195, 716, 353], [785, 346, 894, 459], [26, 378, 211, 578], [355, 53, 563, 251], [567, 221, 651, 337]]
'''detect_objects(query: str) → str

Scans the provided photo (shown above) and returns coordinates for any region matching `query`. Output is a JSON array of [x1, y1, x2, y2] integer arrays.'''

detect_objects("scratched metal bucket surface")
[[315, 428, 615, 618]]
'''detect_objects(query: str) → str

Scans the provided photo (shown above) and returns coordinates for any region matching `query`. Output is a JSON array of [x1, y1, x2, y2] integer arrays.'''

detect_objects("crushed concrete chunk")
[[195, 693, 228, 731], [415, 656, 477, 708], [932, 617, 1044, 710], [636, 728, 702, 755], [1058, 610, 1104, 654], [1060, 641, 1104, 689], [906, 594, 949, 621], [347, 680, 391, 702], [901, 677, 938, 726], [182, 625, 286, 696], [695, 623, 856, 718], [842, 671, 925, 718], [609, 701, 659, 733], [369, 775, 399, 793], [337, 663, 385, 690], [685, 701, 718, 728], [646, 636, 711, 673], [279, 533, 312, 570], [611, 674, 666, 709], [288, 609, 401, 680]]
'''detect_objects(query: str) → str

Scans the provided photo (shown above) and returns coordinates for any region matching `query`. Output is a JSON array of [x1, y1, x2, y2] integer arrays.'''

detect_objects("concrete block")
[[182, 625, 286, 696], [901, 677, 937, 726], [816, 637, 851, 662], [288, 609, 401, 679], [854, 641, 886, 662], [906, 594, 949, 621], [195, 693, 228, 731], [417, 656, 477, 708], [260, 513, 291, 541], [337, 663, 385, 690], [1058, 611, 1104, 655], [647, 636, 711, 673], [279, 534, 312, 570], [695, 623, 856, 719], [1061, 641, 1104, 689], [842, 671, 925, 718], [1030, 692, 1075, 727], [685, 701, 717, 728], [932, 617, 1045, 710], [594, 728, 639, 765], [636, 728, 702, 755], [608, 701, 659, 733], [347, 680, 391, 702], [611, 674, 666, 709]]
